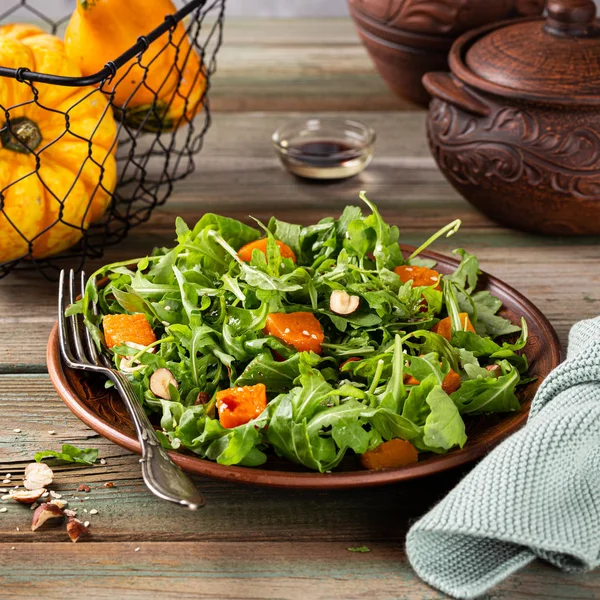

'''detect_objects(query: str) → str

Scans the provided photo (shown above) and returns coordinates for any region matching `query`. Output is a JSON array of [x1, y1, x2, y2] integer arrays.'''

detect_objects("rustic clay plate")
[[47, 245, 561, 489]]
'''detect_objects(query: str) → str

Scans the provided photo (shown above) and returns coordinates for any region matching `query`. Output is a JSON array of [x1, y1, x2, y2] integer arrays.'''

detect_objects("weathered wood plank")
[[1, 541, 597, 600], [210, 19, 406, 112]]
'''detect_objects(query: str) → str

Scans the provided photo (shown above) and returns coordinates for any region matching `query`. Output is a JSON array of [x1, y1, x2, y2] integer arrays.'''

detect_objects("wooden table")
[[2, 18, 600, 600]]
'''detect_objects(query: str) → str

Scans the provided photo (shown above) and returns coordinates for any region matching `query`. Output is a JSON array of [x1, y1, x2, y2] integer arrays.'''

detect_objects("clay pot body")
[[348, 0, 544, 106], [426, 73, 600, 235], [424, 2, 600, 236]]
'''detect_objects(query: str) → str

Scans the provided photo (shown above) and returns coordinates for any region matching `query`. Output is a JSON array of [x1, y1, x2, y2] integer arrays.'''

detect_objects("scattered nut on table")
[[23, 463, 54, 490], [31, 503, 64, 531]]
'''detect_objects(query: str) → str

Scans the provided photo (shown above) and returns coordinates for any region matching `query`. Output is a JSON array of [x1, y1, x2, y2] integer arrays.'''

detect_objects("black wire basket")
[[0, 0, 225, 280]]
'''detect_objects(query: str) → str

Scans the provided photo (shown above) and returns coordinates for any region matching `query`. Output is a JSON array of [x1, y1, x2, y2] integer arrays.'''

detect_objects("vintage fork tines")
[[58, 269, 205, 510]]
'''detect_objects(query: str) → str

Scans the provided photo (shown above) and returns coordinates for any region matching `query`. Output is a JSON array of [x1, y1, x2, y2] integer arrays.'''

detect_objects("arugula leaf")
[[35, 445, 99, 465], [235, 351, 321, 392], [447, 248, 480, 293], [451, 362, 521, 415], [422, 386, 467, 452], [451, 330, 528, 373], [348, 546, 371, 553]]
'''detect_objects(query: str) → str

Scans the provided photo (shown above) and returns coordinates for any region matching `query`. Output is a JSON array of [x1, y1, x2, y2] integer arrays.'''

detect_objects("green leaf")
[[422, 386, 467, 451], [451, 362, 521, 415], [451, 330, 528, 373], [447, 248, 480, 293], [235, 351, 321, 392], [348, 546, 371, 553], [35, 445, 99, 465], [332, 419, 370, 454]]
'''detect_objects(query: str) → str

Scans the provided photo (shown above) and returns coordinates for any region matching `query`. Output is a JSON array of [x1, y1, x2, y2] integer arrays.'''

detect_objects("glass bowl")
[[272, 118, 376, 180]]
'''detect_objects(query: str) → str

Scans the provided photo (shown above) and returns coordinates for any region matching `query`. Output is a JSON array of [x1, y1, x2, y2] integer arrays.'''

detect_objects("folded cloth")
[[406, 317, 600, 599]]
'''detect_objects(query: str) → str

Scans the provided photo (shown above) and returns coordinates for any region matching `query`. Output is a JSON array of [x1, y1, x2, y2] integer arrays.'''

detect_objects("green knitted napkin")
[[406, 317, 600, 599]]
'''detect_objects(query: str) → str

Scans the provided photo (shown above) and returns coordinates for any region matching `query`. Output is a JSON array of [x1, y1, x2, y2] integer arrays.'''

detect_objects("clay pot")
[[347, 0, 544, 106], [423, 0, 600, 236]]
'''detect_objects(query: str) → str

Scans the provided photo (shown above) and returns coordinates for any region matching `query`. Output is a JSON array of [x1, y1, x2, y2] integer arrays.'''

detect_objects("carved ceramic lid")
[[460, 0, 600, 100]]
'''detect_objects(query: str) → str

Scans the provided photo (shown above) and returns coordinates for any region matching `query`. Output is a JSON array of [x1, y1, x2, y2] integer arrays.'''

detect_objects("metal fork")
[[58, 269, 205, 510]]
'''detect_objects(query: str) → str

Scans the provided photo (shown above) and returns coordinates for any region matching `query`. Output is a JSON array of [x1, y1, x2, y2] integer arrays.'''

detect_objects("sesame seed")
[[284, 328, 290, 334], [100, 459, 106, 465], [84, 521, 90, 528], [30, 503, 38, 510], [84, 496, 90, 500], [6, 474, 11, 478], [0, 508, 7, 513], [135, 547, 140, 552], [10, 546, 15, 550], [1, 494, 11, 500], [405, 267, 413, 271], [41, 491, 48, 498], [302, 330, 310, 336], [13, 429, 21, 433], [0, 488, 7, 493], [83, 509, 88, 513], [430, 276, 438, 281], [49, 491, 62, 499], [2, 480, 10, 484], [311, 334, 318, 339], [16, 527, 19, 531], [165, 306, 171, 311], [48, 431, 55, 435], [89, 509, 98, 515]]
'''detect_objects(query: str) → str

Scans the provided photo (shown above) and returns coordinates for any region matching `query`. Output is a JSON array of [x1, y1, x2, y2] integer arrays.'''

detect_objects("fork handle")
[[110, 371, 205, 510]]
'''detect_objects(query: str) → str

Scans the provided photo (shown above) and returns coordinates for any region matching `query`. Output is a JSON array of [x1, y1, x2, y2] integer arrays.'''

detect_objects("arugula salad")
[[71, 193, 529, 472]]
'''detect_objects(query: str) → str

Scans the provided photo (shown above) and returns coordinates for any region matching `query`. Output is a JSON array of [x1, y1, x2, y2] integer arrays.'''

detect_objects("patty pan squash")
[[0, 24, 118, 263], [64, 0, 207, 132]]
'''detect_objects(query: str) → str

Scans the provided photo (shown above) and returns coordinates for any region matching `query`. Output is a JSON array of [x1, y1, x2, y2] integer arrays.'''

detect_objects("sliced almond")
[[150, 368, 178, 400], [31, 503, 64, 531], [330, 290, 360, 315], [9, 488, 46, 505], [24, 463, 54, 490]]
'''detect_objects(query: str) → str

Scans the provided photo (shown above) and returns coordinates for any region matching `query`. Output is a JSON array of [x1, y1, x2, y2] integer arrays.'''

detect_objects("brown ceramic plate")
[[47, 245, 561, 489]]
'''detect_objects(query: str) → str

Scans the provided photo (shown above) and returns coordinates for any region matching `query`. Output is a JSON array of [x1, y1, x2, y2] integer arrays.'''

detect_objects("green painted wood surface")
[[1, 18, 600, 600]]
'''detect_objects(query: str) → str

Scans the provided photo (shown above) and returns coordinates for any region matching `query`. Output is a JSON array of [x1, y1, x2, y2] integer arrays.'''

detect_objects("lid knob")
[[545, 0, 597, 36]]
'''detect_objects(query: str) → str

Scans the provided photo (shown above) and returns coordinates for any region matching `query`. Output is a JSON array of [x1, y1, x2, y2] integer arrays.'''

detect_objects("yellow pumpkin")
[[0, 24, 118, 262], [64, 0, 207, 132]]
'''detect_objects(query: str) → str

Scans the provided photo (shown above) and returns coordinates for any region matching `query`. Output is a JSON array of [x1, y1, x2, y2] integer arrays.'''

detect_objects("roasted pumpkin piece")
[[263, 312, 324, 354], [102, 313, 156, 349], [216, 383, 267, 429], [431, 313, 475, 341], [361, 439, 419, 470], [394, 265, 441, 291], [237, 238, 297, 263], [441, 369, 462, 394], [403, 368, 462, 394]]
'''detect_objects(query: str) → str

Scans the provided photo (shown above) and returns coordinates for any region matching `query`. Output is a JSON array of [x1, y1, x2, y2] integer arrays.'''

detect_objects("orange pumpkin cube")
[[238, 238, 296, 263], [403, 368, 462, 394], [394, 265, 441, 291], [263, 312, 324, 354], [361, 439, 419, 470], [102, 313, 156, 349], [441, 369, 462, 394], [216, 383, 268, 429], [431, 313, 475, 341]]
